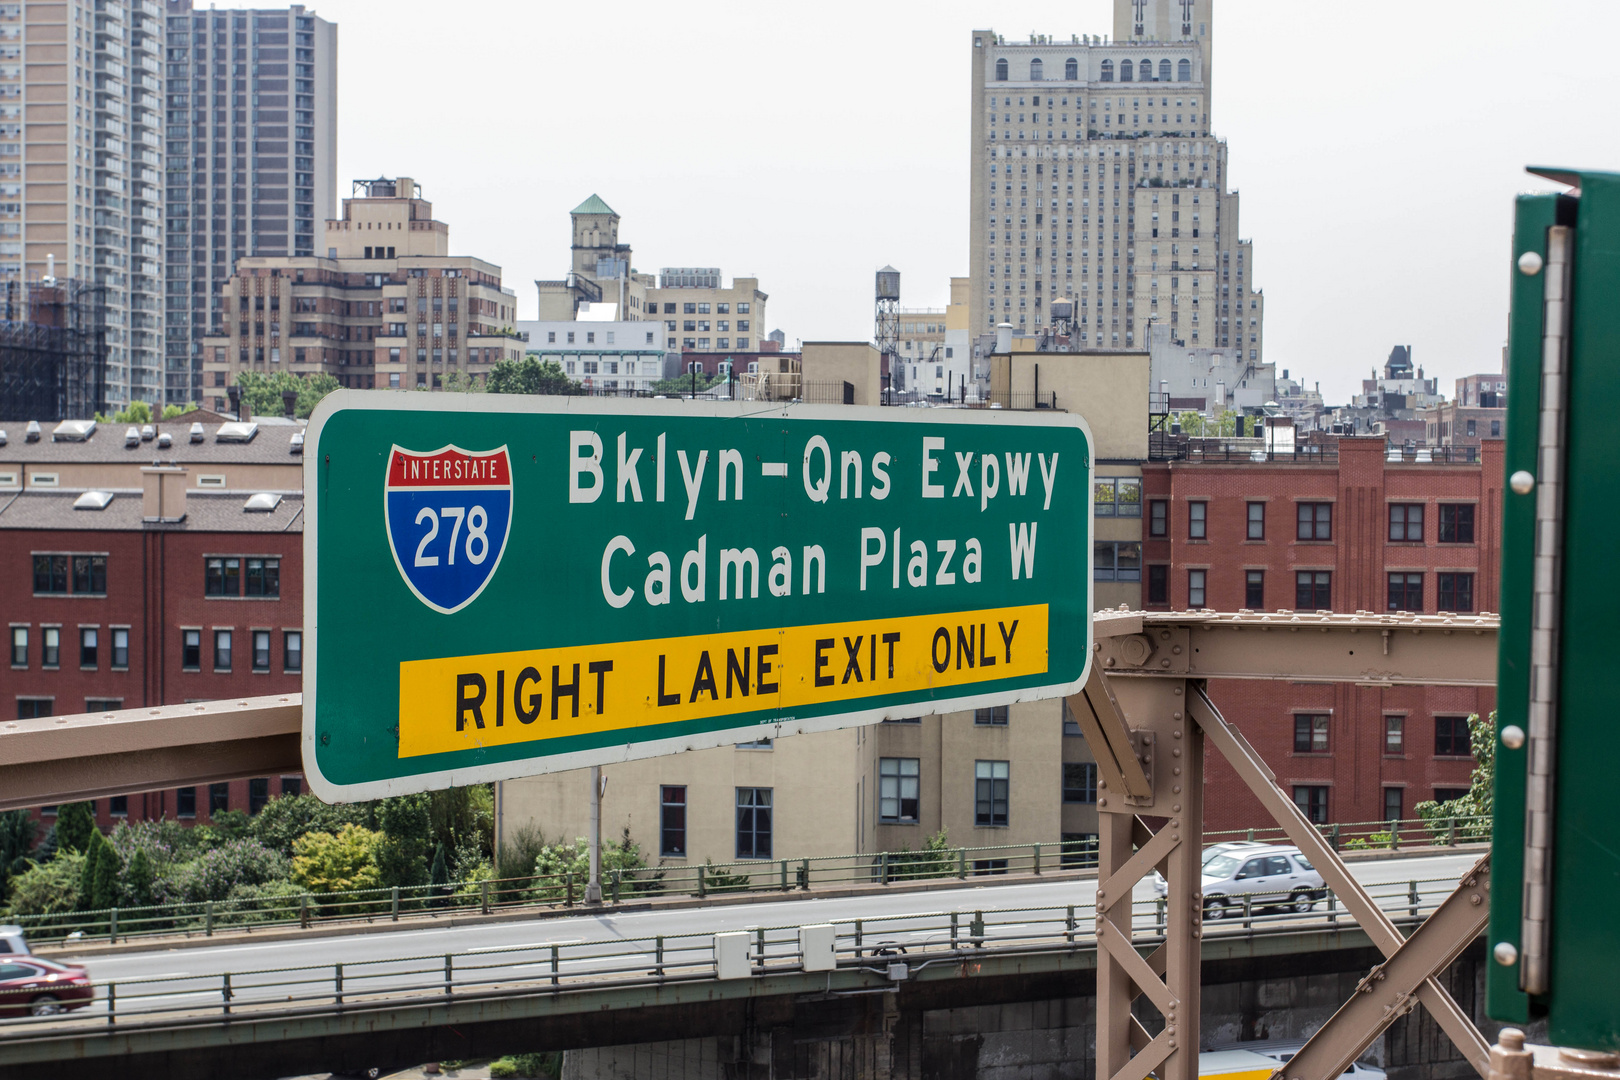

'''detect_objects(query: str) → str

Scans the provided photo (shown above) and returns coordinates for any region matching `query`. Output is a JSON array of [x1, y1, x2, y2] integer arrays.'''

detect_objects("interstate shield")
[[384, 444, 513, 615]]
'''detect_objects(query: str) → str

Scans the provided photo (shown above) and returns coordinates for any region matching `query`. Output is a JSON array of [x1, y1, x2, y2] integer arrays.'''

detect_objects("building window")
[[79, 627, 97, 668], [1297, 502, 1332, 541], [1149, 499, 1167, 536], [1188, 501, 1206, 539], [974, 705, 1009, 726], [32, 554, 68, 594], [736, 787, 772, 858], [1296, 571, 1331, 610], [17, 698, 51, 719], [1433, 787, 1470, 804], [1061, 833, 1098, 867], [245, 558, 280, 597], [1094, 478, 1141, 517], [206, 557, 240, 596], [1294, 713, 1330, 753], [1188, 568, 1206, 608], [253, 630, 271, 671], [1244, 570, 1264, 609], [214, 629, 232, 672], [879, 758, 921, 823], [41, 627, 59, 668], [1385, 715, 1405, 754], [10, 626, 25, 667], [176, 786, 197, 818], [975, 760, 1010, 826], [1293, 785, 1329, 824], [1246, 501, 1265, 540], [72, 555, 107, 594], [1383, 787, 1404, 824], [995, 58, 1008, 81], [282, 777, 302, 797], [1435, 715, 1472, 757], [1389, 503, 1424, 542], [1093, 541, 1142, 582], [111, 628, 129, 669], [1437, 572, 1475, 613], [1387, 572, 1424, 612], [1439, 504, 1475, 544], [285, 631, 303, 673], [1062, 762, 1097, 803], [249, 777, 269, 814], [1148, 564, 1169, 604], [109, 795, 128, 818], [182, 629, 201, 670], [209, 782, 230, 814], [660, 786, 686, 856]]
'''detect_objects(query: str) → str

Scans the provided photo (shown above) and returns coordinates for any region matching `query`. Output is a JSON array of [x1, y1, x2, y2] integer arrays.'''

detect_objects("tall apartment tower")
[[969, 0, 1264, 363], [161, 1, 337, 406], [15, 0, 165, 410]]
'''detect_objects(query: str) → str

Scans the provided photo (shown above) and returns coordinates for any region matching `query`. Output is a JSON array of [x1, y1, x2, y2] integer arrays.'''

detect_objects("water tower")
[[875, 266, 901, 392]]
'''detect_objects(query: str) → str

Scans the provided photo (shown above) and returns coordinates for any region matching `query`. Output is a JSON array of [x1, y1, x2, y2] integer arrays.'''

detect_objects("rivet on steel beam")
[[1172, 712, 1183, 721], [1501, 725, 1526, 749], [1173, 805, 1181, 813], [1172, 686, 1182, 696], [1099, 798, 1108, 807], [1173, 767, 1182, 776], [1172, 725, 1182, 733], [1510, 470, 1535, 495], [1172, 785, 1182, 794], [1493, 941, 1519, 966], [1160, 659, 1172, 668], [1517, 250, 1543, 275]]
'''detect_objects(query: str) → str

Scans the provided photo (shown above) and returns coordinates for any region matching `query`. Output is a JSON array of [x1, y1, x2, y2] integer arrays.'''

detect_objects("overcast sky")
[[297, 0, 1616, 403]]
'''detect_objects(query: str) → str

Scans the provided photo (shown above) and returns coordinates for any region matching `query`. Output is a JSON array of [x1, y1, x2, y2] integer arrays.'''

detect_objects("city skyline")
[[280, 0, 1612, 406]]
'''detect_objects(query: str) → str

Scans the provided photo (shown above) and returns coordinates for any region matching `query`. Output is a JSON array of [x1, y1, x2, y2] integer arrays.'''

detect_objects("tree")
[[123, 848, 155, 909], [1415, 710, 1496, 840], [290, 824, 383, 896], [427, 843, 450, 907], [0, 809, 37, 900], [4, 852, 83, 917], [442, 369, 485, 394], [161, 402, 194, 420], [652, 371, 720, 396], [80, 828, 120, 911], [485, 356, 578, 396], [233, 370, 341, 419], [429, 785, 493, 859], [249, 793, 369, 858], [374, 794, 432, 890], [54, 803, 96, 854]]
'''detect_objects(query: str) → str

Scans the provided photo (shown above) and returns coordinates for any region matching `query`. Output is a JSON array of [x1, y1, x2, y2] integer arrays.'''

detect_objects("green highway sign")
[[302, 393, 1093, 800]]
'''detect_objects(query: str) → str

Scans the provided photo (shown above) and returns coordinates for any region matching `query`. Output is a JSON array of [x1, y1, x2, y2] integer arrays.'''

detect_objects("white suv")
[[1198, 845, 1325, 919], [1151, 840, 1269, 899], [0, 926, 29, 956]]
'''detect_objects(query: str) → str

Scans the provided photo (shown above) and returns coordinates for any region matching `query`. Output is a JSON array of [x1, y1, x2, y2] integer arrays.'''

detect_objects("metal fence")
[[9, 816, 1487, 949], [0, 873, 1476, 1033]]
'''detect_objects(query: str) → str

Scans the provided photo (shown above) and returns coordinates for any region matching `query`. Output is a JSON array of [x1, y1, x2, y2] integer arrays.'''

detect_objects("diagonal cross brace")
[[1066, 666, 1153, 800], [1275, 855, 1491, 1080], [1188, 685, 1490, 1077], [1098, 823, 1181, 915]]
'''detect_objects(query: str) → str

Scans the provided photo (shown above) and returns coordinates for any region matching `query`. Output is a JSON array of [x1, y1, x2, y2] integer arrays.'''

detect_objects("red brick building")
[[2, 471, 304, 830], [1142, 437, 1501, 832]]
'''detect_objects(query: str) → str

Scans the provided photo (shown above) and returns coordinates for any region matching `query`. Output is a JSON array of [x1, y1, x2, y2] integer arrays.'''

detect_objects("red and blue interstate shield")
[[384, 444, 513, 614]]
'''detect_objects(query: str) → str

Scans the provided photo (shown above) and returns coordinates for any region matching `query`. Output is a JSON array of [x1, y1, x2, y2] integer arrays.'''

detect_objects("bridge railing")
[[10, 815, 1488, 949], [0, 873, 1478, 1036]]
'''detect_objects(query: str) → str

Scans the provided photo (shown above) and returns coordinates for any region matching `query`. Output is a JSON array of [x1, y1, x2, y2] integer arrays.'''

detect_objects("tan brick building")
[[200, 176, 524, 409]]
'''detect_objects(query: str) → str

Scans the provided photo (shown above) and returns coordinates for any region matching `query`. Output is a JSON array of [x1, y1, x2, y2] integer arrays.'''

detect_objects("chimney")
[[996, 322, 1013, 354], [141, 465, 187, 523]]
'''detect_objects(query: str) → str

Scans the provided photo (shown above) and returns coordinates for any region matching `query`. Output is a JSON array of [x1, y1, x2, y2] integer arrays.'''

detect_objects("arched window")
[[995, 58, 1008, 81], [1120, 59, 1133, 81], [1065, 57, 1078, 80], [1100, 59, 1113, 82], [1030, 58, 1043, 81], [1159, 59, 1172, 81], [1177, 58, 1191, 82]]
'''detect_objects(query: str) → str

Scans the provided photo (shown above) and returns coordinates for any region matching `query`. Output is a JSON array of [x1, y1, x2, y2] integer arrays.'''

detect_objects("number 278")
[[414, 505, 490, 567]]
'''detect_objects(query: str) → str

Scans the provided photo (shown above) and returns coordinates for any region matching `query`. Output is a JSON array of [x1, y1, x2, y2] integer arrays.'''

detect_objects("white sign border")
[[302, 390, 1095, 802]]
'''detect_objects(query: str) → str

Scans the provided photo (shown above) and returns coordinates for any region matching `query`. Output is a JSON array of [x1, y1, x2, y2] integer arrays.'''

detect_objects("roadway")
[[30, 849, 1480, 1021]]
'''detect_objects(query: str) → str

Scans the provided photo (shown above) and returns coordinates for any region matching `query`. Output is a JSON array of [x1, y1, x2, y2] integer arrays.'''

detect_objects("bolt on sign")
[[303, 393, 1093, 800]]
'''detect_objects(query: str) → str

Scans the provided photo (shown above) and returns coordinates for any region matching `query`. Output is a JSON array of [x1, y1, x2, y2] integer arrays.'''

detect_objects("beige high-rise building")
[[969, 0, 1263, 364], [199, 176, 523, 408], [17, 0, 165, 409]]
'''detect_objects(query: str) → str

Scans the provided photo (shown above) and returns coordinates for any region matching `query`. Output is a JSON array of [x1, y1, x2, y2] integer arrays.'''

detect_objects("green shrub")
[[489, 1051, 560, 1078], [5, 852, 84, 917]]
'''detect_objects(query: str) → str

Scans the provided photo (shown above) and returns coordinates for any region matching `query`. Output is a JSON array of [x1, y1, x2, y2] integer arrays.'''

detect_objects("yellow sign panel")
[[398, 603, 1049, 757]]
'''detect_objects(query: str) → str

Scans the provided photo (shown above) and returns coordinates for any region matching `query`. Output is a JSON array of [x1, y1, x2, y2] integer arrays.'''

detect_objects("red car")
[[0, 957, 94, 1018]]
